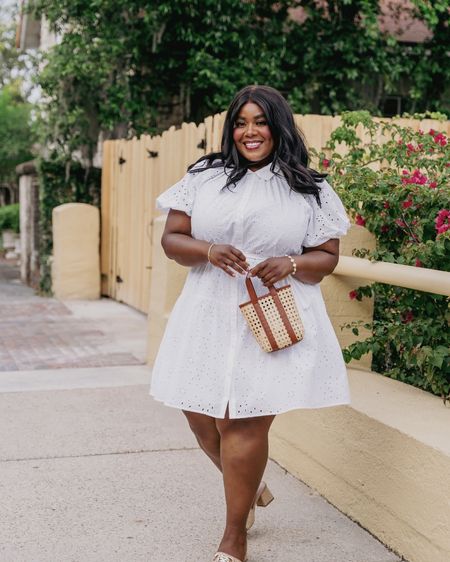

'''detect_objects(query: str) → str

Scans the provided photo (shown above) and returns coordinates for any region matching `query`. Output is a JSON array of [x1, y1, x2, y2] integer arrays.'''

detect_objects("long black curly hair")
[[188, 85, 326, 204]]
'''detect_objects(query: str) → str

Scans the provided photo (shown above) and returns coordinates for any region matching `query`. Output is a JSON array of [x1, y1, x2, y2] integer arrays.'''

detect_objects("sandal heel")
[[246, 482, 274, 530], [256, 485, 274, 507]]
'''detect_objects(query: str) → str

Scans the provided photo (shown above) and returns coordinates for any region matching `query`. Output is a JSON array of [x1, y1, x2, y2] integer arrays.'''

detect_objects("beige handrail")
[[334, 256, 450, 297]]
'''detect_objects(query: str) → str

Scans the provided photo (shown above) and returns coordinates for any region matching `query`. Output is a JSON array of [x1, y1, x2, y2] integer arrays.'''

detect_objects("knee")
[[183, 411, 219, 443]]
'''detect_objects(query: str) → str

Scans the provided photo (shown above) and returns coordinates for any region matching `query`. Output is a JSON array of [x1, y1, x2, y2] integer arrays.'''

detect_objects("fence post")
[[321, 225, 377, 370], [52, 203, 100, 299], [17, 167, 40, 287]]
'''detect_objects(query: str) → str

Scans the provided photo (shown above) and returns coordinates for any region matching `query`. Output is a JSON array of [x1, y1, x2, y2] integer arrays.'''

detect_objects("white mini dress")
[[149, 162, 352, 419]]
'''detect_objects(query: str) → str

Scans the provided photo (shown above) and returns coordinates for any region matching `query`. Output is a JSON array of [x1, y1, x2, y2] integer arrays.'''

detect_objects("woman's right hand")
[[208, 244, 249, 277]]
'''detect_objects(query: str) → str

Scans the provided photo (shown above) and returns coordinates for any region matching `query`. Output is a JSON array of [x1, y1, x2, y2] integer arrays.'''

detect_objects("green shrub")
[[313, 110, 450, 403], [0, 203, 20, 233]]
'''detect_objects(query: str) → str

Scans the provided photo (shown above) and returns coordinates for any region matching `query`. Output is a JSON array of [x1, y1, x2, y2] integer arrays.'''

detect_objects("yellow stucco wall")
[[270, 369, 450, 562], [147, 215, 189, 365], [322, 224, 376, 370]]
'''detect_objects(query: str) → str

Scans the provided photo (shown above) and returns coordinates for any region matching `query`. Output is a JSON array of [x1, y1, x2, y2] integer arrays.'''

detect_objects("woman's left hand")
[[249, 256, 294, 287]]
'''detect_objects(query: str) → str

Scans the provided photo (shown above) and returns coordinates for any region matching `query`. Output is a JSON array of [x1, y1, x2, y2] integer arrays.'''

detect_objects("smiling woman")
[[188, 85, 326, 202], [149, 84, 351, 562], [232, 102, 274, 168]]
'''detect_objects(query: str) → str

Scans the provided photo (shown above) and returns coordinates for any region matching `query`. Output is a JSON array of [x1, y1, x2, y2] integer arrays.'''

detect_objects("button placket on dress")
[[222, 173, 257, 418]]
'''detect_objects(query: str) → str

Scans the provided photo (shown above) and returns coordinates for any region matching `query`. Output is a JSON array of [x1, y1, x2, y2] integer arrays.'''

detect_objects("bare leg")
[[183, 410, 222, 471], [215, 413, 275, 560]]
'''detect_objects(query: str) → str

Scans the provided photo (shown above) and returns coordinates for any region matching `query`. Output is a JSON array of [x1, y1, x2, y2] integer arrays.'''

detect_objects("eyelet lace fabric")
[[150, 163, 352, 419]]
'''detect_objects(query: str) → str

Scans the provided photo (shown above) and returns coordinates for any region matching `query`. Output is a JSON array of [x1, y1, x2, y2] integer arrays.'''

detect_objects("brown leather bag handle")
[[245, 276, 259, 303], [245, 276, 281, 300]]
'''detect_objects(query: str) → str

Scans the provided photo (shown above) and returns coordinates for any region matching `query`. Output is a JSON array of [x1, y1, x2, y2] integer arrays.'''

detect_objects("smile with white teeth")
[[244, 141, 263, 150]]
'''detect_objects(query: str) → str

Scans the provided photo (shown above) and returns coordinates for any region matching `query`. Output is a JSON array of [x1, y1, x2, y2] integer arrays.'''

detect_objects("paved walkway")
[[0, 260, 144, 372], [0, 260, 404, 562]]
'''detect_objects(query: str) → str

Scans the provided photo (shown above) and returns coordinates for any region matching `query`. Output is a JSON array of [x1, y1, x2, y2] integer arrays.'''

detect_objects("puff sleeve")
[[303, 179, 351, 247], [156, 170, 198, 217]]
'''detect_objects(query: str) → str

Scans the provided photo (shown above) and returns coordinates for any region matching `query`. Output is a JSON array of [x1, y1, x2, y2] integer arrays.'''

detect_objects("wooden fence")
[[100, 112, 447, 313]]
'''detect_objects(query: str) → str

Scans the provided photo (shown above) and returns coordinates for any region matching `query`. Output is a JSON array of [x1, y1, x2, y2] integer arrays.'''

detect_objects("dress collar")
[[247, 161, 281, 181]]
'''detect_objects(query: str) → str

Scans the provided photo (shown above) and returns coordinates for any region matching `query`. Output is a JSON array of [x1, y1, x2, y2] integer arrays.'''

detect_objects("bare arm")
[[293, 239, 339, 284], [161, 210, 210, 266], [161, 209, 249, 274], [250, 239, 340, 286]]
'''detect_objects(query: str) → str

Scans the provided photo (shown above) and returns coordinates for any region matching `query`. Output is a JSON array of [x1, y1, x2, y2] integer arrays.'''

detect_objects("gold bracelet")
[[207, 243, 216, 263], [285, 254, 297, 275]]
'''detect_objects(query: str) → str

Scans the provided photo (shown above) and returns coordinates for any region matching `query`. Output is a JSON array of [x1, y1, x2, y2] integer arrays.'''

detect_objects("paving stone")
[[0, 260, 144, 371], [0, 301, 72, 319], [0, 259, 39, 302]]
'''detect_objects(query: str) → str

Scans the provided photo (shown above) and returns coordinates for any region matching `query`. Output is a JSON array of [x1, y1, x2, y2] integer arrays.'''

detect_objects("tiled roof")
[[289, 0, 433, 43], [378, 0, 432, 42]]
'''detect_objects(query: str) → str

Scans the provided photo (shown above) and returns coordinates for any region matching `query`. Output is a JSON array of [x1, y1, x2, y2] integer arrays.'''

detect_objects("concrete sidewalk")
[[0, 261, 403, 562]]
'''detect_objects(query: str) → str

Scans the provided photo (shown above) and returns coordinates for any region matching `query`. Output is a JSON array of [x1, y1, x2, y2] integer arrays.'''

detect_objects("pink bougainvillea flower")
[[402, 199, 413, 209], [401, 169, 428, 186], [383, 200, 390, 209], [349, 290, 358, 300], [402, 310, 414, 323], [355, 214, 366, 226], [402, 170, 409, 175], [395, 218, 406, 228], [322, 158, 330, 168], [428, 181, 437, 189], [415, 258, 422, 267], [413, 170, 427, 184], [433, 132, 447, 146], [435, 209, 450, 234], [425, 129, 447, 147], [418, 129, 424, 135]]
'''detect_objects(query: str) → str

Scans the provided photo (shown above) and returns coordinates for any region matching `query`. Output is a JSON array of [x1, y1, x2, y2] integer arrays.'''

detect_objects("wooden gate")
[[100, 120, 210, 312]]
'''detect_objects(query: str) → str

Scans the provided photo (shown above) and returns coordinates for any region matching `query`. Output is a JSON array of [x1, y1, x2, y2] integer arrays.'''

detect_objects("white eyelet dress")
[[149, 162, 352, 419]]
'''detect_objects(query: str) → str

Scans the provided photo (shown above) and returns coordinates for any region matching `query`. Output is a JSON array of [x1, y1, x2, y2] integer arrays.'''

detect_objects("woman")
[[150, 85, 351, 562]]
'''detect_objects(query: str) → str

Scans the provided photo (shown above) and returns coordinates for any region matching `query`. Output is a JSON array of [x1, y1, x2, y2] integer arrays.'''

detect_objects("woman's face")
[[232, 102, 274, 168]]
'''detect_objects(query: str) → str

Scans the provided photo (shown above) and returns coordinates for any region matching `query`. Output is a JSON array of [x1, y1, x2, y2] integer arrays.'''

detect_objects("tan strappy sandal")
[[212, 552, 248, 562], [246, 481, 274, 531]]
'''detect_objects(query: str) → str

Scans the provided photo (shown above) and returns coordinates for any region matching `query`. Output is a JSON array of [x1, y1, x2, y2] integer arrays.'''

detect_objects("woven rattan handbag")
[[239, 276, 304, 352]]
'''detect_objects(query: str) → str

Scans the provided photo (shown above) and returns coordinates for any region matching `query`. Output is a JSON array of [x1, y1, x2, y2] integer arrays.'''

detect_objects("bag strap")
[[269, 285, 300, 344], [245, 276, 299, 345], [245, 277, 279, 351], [245, 276, 259, 304]]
